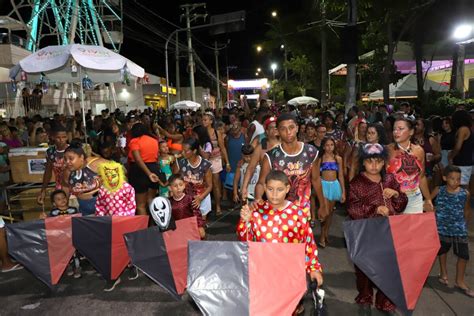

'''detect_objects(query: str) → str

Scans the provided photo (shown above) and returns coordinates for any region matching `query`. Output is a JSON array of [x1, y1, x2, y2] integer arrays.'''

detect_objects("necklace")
[[397, 141, 411, 154]]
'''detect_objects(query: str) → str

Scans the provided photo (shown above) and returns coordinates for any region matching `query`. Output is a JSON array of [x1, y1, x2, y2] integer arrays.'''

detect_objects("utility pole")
[[180, 3, 207, 102], [175, 32, 181, 101], [214, 41, 221, 109], [344, 0, 357, 115], [320, 0, 328, 106]]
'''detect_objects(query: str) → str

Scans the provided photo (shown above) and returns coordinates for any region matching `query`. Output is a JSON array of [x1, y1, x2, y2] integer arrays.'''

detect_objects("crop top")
[[320, 161, 339, 172]]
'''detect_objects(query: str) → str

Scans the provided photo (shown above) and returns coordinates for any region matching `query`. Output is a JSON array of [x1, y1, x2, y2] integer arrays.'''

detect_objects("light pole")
[[271, 63, 277, 104], [451, 24, 473, 98]]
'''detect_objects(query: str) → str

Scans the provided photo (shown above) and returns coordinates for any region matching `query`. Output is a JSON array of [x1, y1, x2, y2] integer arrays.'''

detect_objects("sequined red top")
[[347, 173, 408, 220], [170, 194, 205, 228]]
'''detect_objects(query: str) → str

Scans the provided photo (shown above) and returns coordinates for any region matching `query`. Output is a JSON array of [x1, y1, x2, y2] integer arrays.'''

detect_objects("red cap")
[[264, 116, 277, 129]]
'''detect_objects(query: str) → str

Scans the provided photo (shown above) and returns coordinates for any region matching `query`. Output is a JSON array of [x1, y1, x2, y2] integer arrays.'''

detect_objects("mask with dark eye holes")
[[149, 196, 176, 231]]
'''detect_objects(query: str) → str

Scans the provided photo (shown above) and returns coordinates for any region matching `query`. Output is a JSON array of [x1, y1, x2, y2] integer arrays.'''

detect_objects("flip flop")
[[1, 263, 23, 273], [438, 276, 449, 286], [318, 241, 326, 249], [454, 285, 474, 298]]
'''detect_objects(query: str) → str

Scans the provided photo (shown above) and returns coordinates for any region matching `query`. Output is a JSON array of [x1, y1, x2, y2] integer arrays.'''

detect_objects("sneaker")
[[73, 267, 82, 279], [104, 277, 121, 292], [128, 266, 139, 280], [66, 265, 74, 277]]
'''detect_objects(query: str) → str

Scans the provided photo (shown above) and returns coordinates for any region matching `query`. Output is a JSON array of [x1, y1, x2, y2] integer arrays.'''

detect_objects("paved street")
[[1, 204, 473, 316]]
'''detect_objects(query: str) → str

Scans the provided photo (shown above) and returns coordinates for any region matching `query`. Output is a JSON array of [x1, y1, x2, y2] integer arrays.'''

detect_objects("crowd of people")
[[0, 98, 473, 313]]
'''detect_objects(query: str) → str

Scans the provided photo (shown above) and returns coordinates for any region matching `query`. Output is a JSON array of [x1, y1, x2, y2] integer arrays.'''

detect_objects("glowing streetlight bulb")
[[257, 67, 261, 72], [255, 72, 259, 76], [256, 45, 262, 53], [271, 11, 277, 18], [453, 24, 472, 40], [271, 63, 277, 71], [280, 44, 285, 49]]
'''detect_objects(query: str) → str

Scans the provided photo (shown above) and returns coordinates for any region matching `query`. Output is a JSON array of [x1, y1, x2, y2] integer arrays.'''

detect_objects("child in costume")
[[237, 170, 323, 278], [432, 165, 473, 297], [48, 189, 81, 278], [317, 137, 345, 248], [347, 143, 408, 314], [168, 174, 206, 239], [158, 140, 175, 197], [95, 161, 136, 216]]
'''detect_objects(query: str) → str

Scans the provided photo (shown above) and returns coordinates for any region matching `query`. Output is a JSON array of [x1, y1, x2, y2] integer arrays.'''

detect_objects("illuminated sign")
[[161, 86, 177, 95], [228, 78, 269, 90]]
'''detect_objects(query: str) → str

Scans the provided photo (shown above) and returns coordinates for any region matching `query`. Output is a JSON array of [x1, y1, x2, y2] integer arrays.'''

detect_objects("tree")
[[284, 55, 315, 96]]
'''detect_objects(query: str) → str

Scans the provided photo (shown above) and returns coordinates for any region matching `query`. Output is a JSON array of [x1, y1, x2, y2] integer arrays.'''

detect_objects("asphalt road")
[[1, 203, 473, 316]]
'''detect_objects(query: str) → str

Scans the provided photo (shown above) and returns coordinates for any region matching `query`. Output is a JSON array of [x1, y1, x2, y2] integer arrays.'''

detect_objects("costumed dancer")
[[347, 143, 408, 314], [95, 161, 136, 217], [168, 174, 206, 239], [317, 137, 345, 248], [237, 170, 323, 315], [432, 165, 473, 298]]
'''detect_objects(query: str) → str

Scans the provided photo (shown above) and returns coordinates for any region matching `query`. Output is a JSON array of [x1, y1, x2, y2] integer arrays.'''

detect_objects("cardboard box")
[[8, 147, 55, 183]]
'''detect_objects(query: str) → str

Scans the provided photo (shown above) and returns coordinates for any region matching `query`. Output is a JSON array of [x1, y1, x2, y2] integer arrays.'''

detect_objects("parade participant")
[[449, 110, 473, 188], [37, 126, 69, 205], [158, 141, 175, 197], [440, 117, 455, 169], [323, 112, 344, 141], [349, 123, 387, 181], [168, 174, 206, 239], [202, 112, 230, 216], [255, 113, 326, 220], [95, 161, 136, 217], [65, 140, 107, 216], [247, 107, 267, 147], [127, 123, 160, 216], [240, 116, 280, 201], [237, 170, 323, 314], [347, 143, 407, 314], [386, 117, 433, 214], [173, 138, 213, 219], [316, 137, 345, 248], [412, 118, 441, 189], [233, 145, 260, 202], [156, 122, 183, 155], [45, 189, 81, 278], [432, 166, 473, 297]]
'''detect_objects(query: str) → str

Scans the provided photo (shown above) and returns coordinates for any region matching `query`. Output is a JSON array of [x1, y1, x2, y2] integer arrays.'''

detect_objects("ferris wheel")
[[7, 0, 123, 52]]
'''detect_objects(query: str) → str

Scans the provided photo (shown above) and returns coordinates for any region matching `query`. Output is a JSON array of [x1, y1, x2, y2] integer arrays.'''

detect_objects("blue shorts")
[[321, 179, 342, 201], [78, 197, 97, 216]]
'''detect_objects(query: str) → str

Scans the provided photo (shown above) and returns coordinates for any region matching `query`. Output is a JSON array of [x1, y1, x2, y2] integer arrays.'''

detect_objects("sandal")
[[454, 285, 474, 298], [292, 304, 305, 315], [1, 263, 23, 273], [318, 241, 326, 249], [437, 276, 449, 286]]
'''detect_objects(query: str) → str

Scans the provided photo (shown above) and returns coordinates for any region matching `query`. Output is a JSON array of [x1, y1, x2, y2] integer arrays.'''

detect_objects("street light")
[[271, 63, 277, 104], [280, 44, 285, 50], [271, 11, 277, 18], [255, 72, 259, 76], [257, 67, 261, 72], [256, 45, 262, 53], [451, 24, 473, 98], [453, 24, 472, 40]]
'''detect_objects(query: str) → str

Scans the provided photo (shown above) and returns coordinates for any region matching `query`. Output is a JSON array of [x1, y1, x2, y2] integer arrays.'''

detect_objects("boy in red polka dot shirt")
[[237, 170, 323, 286]]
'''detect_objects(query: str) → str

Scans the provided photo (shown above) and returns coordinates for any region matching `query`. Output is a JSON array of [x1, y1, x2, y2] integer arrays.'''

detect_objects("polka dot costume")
[[95, 182, 136, 216], [237, 201, 322, 273]]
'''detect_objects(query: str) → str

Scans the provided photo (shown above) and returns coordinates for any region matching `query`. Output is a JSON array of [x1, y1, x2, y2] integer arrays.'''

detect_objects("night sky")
[[1, 0, 474, 89]]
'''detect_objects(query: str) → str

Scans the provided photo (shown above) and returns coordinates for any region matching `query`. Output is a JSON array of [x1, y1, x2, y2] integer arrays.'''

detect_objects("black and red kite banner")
[[187, 241, 307, 315], [72, 216, 148, 280], [6, 215, 78, 288], [343, 213, 440, 313], [124, 216, 200, 300]]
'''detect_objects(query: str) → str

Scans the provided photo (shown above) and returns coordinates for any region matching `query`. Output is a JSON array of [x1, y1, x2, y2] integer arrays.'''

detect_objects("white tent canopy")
[[9, 44, 144, 83], [171, 100, 201, 111], [288, 96, 319, 106], [368, 74, 449, 100]]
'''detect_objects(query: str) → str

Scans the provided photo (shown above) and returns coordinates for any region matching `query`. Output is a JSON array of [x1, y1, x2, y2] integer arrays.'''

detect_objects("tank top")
[[386, 149, 422, 193], [209, 129, 221, 158], [227, 133, 245, 172], [250, 120, 265, 144], [453, 129, 473, 166], [69, 159, 101, 196], [265, 143, 318, 210]]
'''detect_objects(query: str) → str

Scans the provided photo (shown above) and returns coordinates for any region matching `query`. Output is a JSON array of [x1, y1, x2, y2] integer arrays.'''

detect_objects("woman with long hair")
[[449, 110, 473, 188], [173, 138, 213, 219], [202, 112, 230, 216], [386, 117, 433, 214], [127, 123, 161, 215], [64, 140, 108, 215]]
